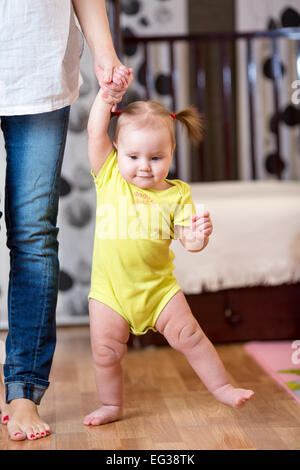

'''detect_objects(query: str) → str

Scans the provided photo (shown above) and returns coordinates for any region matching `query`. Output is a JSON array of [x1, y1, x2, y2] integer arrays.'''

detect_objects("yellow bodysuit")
[[88, 148, 196, 335]]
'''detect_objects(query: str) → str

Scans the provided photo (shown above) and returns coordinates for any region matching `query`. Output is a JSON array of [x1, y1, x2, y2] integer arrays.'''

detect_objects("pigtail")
[[174, 106, 204, 145]]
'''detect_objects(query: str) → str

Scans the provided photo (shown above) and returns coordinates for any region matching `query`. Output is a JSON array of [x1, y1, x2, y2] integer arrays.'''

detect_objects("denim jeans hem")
[[5, 380, 48, 405]]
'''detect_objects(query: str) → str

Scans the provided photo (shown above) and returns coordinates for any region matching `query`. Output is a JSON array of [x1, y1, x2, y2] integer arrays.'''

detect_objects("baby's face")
[[115, 124, 174, 190]]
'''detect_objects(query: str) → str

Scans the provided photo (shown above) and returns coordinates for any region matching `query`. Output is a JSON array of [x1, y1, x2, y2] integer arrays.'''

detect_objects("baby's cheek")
[[118, 163, 134, 182]]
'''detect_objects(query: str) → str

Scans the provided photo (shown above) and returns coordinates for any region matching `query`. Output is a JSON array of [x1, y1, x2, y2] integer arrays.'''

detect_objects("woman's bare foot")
[[83, 405, 122, 426], [0, 369, 9, 425], [7, 398, 51, 441], [213, 384, 254, 408]]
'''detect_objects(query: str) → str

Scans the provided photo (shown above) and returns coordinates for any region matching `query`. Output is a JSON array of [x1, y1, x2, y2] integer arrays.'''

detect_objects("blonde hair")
[[112, 101, 203, 146]]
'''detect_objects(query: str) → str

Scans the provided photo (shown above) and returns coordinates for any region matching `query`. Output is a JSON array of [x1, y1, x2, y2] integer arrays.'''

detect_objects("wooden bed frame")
[[109, 1, 300, 345]]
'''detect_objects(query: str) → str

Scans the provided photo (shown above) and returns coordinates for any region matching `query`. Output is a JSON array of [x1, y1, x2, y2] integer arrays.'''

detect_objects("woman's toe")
[[26, 427, 37, 440], [12, 431, 26, 441], [2, 414, 9, 425], [7, 424, 27, 441], [37, 424, 50, 438]]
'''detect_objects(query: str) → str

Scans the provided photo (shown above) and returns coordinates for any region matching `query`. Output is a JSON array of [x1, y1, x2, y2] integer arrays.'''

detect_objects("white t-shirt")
[[0, 0, 82, 115]]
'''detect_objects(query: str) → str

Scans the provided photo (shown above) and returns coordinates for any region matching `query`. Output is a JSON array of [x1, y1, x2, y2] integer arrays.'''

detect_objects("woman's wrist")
[[94, 47, 118, 64]]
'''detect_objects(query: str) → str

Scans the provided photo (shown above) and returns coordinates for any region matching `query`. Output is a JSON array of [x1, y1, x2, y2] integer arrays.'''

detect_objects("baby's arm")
[[87, 89, 114, 176], [176, 212, 213, 253], [88, 66, 132, 175]]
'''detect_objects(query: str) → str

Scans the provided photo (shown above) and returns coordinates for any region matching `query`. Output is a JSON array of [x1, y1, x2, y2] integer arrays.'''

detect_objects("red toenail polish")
[[36, 433, 40, 436], [3, 416, 9, 422], [41, 432, 45, 436], [14, 432, 22, 436], [46, 430, 50, 435], [30, 434, 35, 438]]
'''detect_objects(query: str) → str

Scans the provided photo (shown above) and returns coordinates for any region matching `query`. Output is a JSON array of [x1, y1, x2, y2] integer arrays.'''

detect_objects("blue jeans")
[[0, 106, 70, 404]]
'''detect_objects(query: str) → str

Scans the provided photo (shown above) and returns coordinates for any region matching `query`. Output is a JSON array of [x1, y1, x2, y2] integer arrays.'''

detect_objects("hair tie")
[[170, 112, 176, 120], [114, 110, 122, 116]]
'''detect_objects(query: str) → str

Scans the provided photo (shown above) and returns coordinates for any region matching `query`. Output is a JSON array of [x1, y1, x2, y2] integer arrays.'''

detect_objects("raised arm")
[[88, 65, 132, 175], [87, 90, 114, 176], [72, 0, 121, 83]]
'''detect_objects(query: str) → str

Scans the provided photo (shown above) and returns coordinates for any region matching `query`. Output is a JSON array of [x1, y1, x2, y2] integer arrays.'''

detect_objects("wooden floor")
[[0, 326, 300, 450]]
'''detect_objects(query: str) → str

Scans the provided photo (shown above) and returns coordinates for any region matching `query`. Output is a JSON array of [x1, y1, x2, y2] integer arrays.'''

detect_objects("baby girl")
[[84, 66, 254, 426]]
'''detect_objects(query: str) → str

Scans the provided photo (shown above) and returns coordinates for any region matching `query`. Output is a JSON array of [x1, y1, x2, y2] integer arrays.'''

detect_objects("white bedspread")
[[171, 180, 300, 293]]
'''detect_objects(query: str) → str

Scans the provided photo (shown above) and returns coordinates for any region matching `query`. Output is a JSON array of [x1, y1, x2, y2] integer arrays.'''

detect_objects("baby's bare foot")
[[83, 405, 122, 426], [7, 398, 51, 441], [213, 384, 254, 408]]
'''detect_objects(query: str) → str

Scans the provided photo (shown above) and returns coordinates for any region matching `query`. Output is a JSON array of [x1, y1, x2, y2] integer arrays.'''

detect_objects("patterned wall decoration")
[[236, 0, 300, 180], [0, 0, 188, 328], [120, 0, 190, 180]]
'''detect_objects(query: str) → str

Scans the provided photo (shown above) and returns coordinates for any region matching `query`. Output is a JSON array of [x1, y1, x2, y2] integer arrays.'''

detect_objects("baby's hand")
[[191, 211, 213, 242], [100, 66, 133, 108], [112, 65, 133, 89]]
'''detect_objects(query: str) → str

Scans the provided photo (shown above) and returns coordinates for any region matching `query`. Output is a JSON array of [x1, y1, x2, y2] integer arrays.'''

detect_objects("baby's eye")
[[152, 156, 161, 161], [129, 155, 137, 160]]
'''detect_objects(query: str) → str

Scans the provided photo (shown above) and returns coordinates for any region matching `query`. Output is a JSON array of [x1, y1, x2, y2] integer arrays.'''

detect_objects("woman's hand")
[[94, 51, 123, 84], [94, 54, 133, 108]]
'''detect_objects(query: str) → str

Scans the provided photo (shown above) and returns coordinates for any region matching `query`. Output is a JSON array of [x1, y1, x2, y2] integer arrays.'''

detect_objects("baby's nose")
[[139, 161, 151, 171]]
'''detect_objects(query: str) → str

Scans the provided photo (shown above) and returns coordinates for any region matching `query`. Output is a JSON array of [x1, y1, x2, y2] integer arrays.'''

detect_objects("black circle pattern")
[[281, 105, 300, 127], [60, 176, 72, 197], [262, 57, 285, 80], [122, 1, 174, 105], [281, 7, 300, 27], [121, 0, 141, 16], [263, 6, 300, 176], [155, 74, 172, 95], [64, 199, 92, 228], [122, 27, 138, 57], [265, 153, 286, 175], [59, 270, 74, 291]]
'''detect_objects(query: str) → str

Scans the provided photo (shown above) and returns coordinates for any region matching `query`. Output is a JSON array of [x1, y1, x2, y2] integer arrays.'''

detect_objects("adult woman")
[[0, 0, 131, 441]]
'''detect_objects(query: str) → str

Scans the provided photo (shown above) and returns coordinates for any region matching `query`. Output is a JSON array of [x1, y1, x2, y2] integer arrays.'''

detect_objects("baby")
[[84, 67, 254, 426]]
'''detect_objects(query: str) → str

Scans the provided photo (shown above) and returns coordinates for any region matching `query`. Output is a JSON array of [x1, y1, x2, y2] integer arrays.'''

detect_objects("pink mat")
[[244, 340, 300, 405]]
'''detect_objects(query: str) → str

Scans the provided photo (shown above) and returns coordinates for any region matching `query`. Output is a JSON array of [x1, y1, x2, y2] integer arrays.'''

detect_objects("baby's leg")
[[83, 299, 130, 426], [155, 291, 254, 408]]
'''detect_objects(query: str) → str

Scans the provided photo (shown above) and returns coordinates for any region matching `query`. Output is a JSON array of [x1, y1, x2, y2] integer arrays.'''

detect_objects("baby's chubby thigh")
[[155, 290, 205, 353]]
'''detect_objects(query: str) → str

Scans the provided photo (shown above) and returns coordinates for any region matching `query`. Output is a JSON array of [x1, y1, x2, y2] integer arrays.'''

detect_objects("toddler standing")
[[84, 67, 254, 426]]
